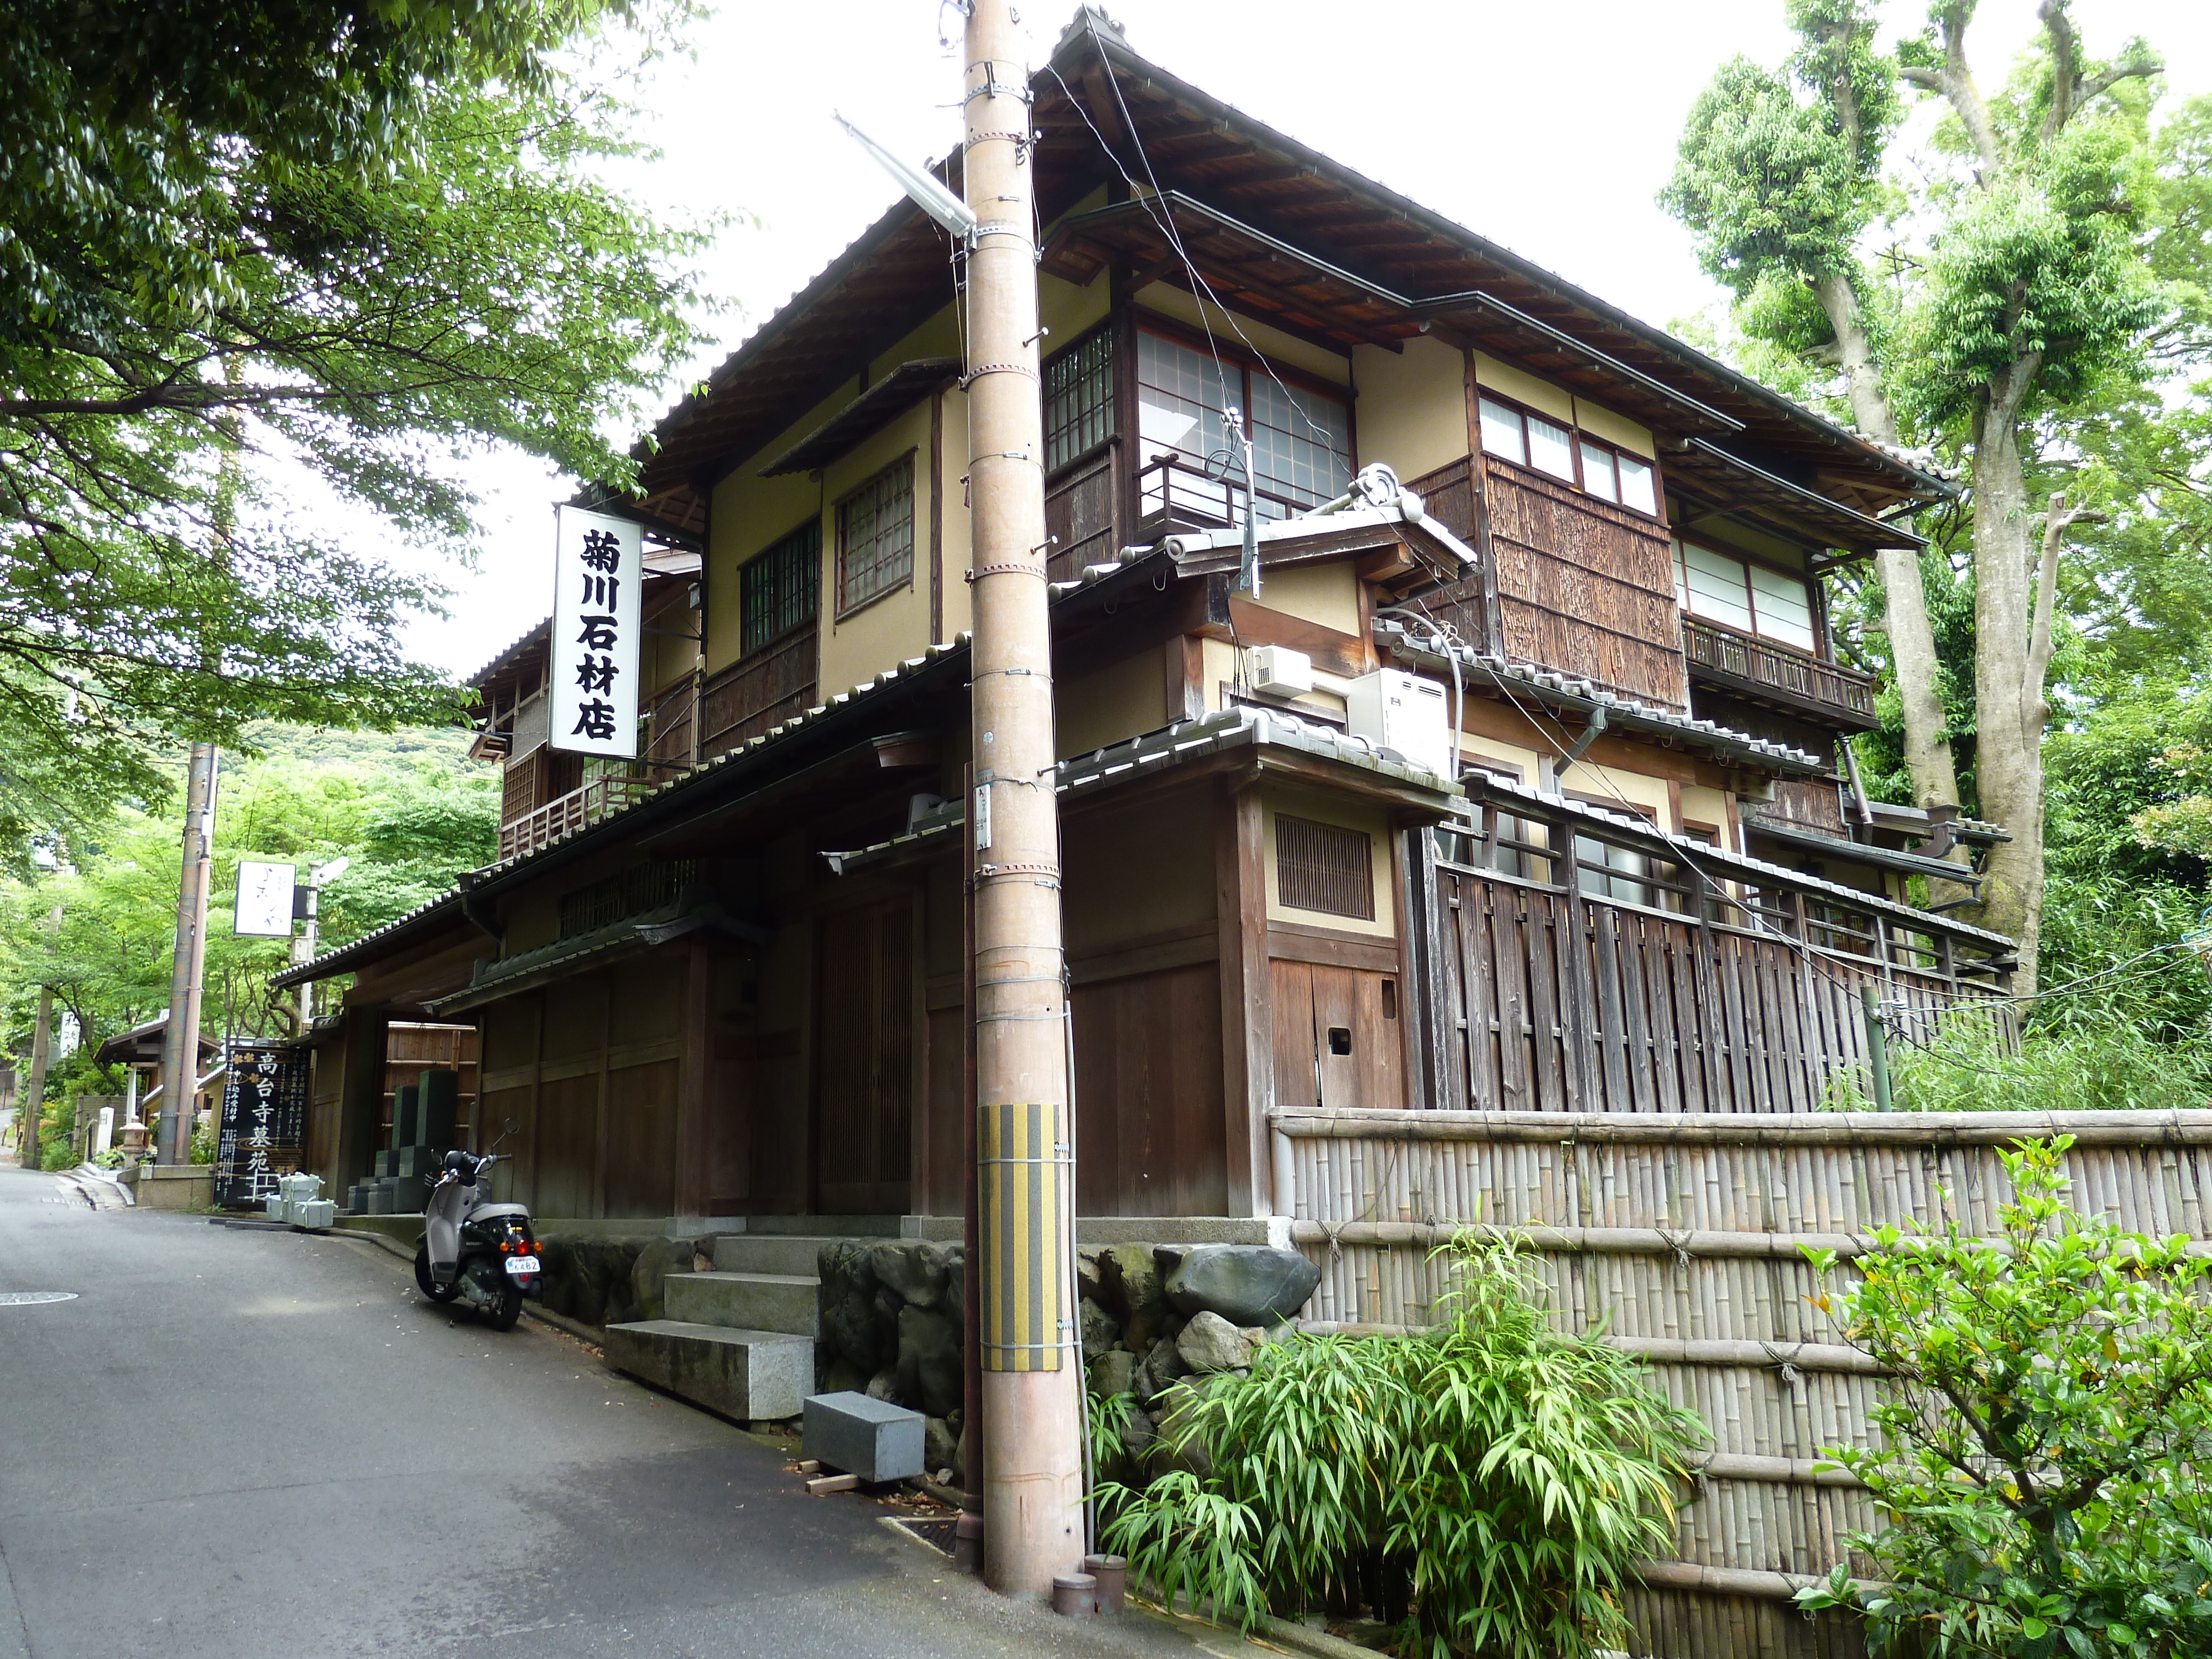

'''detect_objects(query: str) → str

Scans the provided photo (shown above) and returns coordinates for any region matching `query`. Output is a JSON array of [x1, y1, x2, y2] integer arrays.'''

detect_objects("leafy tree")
[[0, 2, 710, 854], [1798, 1138, 2212, 1657], [1664, 2, 2176, 988]]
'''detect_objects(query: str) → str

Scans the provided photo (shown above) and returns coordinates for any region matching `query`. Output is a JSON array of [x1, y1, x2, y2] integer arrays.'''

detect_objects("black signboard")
[[213, 1043, 310, 1207]]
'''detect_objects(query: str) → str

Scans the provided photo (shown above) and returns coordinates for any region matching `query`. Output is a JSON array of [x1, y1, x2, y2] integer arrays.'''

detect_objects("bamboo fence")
[[1274, 1107, 2212, 1659]]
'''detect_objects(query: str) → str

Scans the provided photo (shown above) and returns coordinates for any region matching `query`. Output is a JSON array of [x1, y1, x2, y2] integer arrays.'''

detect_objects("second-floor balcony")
[[1681, 614, 1879, 731], [498, 773, 656, 863]]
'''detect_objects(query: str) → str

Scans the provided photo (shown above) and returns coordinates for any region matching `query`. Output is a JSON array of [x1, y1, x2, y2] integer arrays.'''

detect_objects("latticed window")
[[1044, 328, 1114, 471], [740, 520, 819, 655], [1276, 814, 1375, 921], [836, 458, 915, 615]]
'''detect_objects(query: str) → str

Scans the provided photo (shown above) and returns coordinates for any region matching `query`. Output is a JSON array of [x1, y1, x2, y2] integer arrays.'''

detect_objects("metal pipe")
[[1861, 985, 1893, 1111]]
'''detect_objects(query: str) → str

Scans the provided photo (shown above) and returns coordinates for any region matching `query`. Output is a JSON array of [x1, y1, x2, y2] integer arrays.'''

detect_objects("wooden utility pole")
[[962, 0, 1085, 1600], [156, 744, 218, 1165], [18, 901, 62, 1167]]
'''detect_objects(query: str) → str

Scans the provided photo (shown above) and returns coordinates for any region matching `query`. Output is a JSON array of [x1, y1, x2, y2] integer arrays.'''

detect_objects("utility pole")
[[962, 0, 1085, 1599], [289, 858, 347, 1036], [157, 745, 218, 1165], [18, 902, 62, 1167]]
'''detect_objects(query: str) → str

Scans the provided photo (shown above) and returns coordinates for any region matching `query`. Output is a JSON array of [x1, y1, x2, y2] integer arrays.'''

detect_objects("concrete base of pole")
[[980, 1367, 1086, 1598]]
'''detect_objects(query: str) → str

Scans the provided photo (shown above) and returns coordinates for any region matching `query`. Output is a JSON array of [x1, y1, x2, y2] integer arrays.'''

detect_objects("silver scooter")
[[413, 1120, 541, 1331]]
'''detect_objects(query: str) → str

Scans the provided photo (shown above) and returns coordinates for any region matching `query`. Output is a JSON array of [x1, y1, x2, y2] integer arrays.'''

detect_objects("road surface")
[[0, 1166, 1252, 1659]]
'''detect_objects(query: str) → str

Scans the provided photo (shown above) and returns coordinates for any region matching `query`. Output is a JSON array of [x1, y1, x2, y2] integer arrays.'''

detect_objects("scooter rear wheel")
[[484, 1284, 524, 1332], [413, 1243, 461, 1304]]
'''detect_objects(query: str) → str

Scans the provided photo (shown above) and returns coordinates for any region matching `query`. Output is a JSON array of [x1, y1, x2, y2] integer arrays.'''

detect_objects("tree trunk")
[[1965, 387, 2047, 989], [1809, 272, 1963, 821]]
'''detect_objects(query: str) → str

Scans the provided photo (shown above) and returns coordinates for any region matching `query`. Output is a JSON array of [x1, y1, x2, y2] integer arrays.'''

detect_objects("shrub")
[[1797, 1138, 2212, 1657], [1824, 1011, 2212, 1115], [1098, 1235, 1704, 1659]]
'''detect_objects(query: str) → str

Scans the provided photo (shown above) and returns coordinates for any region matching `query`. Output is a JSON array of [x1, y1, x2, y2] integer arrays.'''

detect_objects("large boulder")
[[828, 1289, 887, 1374], [870, 1240, 952, 1310], [1078, 1296, 1121, 1360], [924, 1416, 959, 1480], [1164, 1244, 1319, 1328], [628, 1235, 699, 1323], [1099, 1243, 1170, 1350], [896, 1303, 963, 1419], [1176, 1310, 1261, 1374], [1088, 1347, 1138, 1402], [1131, 1334, 1187, 1405], [1076, 1245, 1107, 1305], [940, 1244, 966, 1324]]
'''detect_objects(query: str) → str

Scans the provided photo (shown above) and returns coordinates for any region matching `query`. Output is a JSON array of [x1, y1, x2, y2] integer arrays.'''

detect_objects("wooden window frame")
[[738, 517, 821, 658], [1043, 323, 1117, 474], [1274, 813, 1376, 922], [1475, 387, 1666, 523], [833, 452, 917, 621], [1131, 315, 1357, 515], [1673, 535, 1820, 654]]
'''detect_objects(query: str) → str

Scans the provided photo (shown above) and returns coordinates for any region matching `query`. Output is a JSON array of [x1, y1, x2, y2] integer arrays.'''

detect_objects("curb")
[[333, 1224, 607, 1344], [1257, 1617, 1384, 1659]]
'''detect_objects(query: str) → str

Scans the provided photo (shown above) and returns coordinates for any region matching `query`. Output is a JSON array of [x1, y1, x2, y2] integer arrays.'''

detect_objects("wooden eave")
[[1668, 440, 1926, 559], [759, 358, 962, 477]]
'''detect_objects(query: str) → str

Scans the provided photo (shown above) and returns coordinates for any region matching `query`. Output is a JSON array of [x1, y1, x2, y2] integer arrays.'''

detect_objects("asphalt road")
[[0, 1166, 1254, 1659]]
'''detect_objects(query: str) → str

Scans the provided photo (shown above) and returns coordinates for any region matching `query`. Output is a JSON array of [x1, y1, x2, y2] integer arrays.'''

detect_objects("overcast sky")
[[400, 0, 2212, 680]]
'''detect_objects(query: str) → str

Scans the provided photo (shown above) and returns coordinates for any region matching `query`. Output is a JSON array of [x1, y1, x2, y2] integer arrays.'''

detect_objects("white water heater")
[[1345, 669, 1453, 780]]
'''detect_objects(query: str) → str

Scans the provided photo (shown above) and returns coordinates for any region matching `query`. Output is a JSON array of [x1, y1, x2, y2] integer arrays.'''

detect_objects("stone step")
[[604, 1321, 812, 1422], [712, 1234, 838, 1277], [738, 1214, 905, 1238], [664, 1271, 821, 1337]]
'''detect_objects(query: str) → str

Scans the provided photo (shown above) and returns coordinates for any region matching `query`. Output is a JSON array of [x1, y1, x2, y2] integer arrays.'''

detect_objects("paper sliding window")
[[1675, 539, 1818, 651]]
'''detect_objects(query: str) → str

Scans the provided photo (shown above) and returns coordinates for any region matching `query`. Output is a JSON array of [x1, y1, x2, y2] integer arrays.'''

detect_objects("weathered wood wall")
[[699, 623, 817, 758], [1485, 456, 1687, 711], [1274, 1109, 2212, 1659]]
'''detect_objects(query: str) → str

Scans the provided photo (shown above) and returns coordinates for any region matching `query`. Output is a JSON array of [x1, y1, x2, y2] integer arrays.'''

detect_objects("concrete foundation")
[[133, 1167, 214, 1211]]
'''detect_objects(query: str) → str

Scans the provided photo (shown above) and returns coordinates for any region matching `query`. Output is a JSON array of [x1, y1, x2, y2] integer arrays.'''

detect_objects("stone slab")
[[663, 1271, 820, 1337], [604, 1321, 812, 1421], [711, 1235, 838, 1277], [803, 1390, 924, 1483]]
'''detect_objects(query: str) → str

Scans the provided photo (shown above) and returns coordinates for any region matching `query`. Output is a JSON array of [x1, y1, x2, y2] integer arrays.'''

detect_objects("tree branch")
[[2074, 58, 2163, 109], [1930, 3, 2006, 176], [2026, 491, 2104, 719]]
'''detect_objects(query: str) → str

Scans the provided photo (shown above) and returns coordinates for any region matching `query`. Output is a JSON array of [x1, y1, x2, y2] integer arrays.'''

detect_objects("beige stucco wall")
[[817, 400, 935, 697], [1254, 560, 1361, 635], [1571, 398, 1655, 460], [1040, 269, 1112, 346], [1473, 351, 1573, 424], [1057, 648, 1166, 758], [1261, 784, 1396, 938], [1679, 783, 1736, 846], [1134, 284, 1354, 388], [1352, 335, 1466, 484], [937, 384, 973, 643]]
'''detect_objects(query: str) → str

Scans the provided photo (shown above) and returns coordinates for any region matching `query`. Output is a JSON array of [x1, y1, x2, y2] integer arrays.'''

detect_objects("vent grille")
[[558, 858, 697, 940], [1275, 815, 1374, 921]]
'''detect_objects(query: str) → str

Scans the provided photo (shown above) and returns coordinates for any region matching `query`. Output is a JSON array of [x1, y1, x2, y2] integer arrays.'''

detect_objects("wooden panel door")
[[1271, 959, 1405, 1111], [814, 900, 915, 1214]]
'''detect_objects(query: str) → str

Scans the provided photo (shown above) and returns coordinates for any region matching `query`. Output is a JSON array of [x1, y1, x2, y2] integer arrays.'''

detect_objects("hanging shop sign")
[[213, 1043, 310, 1207], [234, 860, 297, 937], [550, 505, 643, 759]]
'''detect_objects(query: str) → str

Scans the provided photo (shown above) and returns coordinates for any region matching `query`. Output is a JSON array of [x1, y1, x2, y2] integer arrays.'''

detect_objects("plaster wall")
[[1352, 335, 1466, 482], [1260, 784, 1396, 939]]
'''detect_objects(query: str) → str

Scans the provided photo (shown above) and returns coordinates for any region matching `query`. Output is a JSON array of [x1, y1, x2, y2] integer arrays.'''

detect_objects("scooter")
[[413, 1122, 541, 1331]]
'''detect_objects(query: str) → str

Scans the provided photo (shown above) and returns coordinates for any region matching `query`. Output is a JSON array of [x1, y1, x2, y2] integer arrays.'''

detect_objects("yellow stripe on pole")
[[979, 1101, 1066, 1373]]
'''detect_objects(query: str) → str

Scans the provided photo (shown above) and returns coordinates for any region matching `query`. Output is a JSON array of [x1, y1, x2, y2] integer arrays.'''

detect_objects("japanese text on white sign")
[[234, 860, 296, 937], [550, 506, 643, 759]]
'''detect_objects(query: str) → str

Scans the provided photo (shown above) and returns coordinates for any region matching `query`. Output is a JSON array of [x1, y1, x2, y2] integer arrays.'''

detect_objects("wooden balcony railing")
[[1681, 614, 1877, 729], [697, 624, 817, 759], [498, 774, 655, 862]]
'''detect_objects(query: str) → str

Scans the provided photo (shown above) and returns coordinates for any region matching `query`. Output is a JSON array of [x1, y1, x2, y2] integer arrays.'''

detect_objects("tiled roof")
[[1374, 622, 1829, 775]]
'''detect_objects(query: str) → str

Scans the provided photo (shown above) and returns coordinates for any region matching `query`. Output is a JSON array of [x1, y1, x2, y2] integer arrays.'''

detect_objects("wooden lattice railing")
[[1682, 613, 1877, 727], [496, 774, 654, 862]]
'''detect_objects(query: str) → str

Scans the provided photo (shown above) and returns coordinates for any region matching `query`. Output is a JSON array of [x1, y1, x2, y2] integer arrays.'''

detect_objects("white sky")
[[400, 0, 2212, 680]]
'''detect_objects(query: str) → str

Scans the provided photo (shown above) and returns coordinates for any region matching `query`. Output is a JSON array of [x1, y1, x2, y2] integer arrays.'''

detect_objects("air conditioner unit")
[[1246, 645, 1313, 698], [1345, 669, 1454, 780]]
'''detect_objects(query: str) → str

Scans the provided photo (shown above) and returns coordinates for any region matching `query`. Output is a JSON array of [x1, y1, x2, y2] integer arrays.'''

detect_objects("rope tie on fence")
[[1656, 1227, 1694, 1271], [1318, 1217, 1347, 1262]]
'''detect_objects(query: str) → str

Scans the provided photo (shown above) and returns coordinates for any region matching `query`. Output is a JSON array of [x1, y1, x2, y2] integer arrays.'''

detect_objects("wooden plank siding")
[[698, 623, 818, 758], [1045, 444, 1122, 583], [1485, 456, 1688, 711]]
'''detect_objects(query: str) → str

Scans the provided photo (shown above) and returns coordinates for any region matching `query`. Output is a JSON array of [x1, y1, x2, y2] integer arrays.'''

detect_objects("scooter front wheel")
[[413, 1243, 461, 1304], [483, 1284, 524, 1332]]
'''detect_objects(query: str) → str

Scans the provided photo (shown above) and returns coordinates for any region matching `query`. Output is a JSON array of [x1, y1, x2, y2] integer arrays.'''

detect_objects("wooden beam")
[[1215, 779, 1271, 1218]]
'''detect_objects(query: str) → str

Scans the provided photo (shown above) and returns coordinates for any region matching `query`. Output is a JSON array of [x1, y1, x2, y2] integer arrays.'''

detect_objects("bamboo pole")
[[1272, 1108, 2212, 1147]]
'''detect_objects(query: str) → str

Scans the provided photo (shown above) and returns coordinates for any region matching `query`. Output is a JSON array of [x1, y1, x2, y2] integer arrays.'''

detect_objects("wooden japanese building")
[[275, 12, 2036, 1648]]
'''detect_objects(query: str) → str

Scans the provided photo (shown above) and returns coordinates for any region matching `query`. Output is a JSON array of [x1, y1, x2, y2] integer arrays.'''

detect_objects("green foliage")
[[1099, 1237, 1703, 1658], [0, 726, 495, 1068], [1797, 1139, 2212, 1657], [1868, 1013, 2212, 1117], [0, 3, 713, 851]]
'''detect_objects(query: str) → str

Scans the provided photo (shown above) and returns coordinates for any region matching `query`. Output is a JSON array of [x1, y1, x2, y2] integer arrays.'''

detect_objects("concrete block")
[[394, 1145, 436, 1178], [804, 1391, 924, 1483], [419, 1068, 459, 1150], [604, 1321, 812, 1421], [363, 1185, 394, 1215], [295, 1199, 336, 1229], [663, 1272, 820, 1337], [392, 1082, 420, 1148]]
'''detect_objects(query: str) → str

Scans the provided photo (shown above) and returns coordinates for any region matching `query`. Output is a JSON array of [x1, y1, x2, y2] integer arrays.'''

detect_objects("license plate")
[[504, 1255, 540, 1276]]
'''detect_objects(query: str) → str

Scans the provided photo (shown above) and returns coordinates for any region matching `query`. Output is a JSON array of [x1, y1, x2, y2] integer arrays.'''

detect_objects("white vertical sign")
[[551, 505, 643, 759], [234, 860, 296, 937]]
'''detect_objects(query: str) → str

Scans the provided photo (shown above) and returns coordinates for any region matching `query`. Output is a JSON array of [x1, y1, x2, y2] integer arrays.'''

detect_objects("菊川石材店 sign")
[[213, 1044, 310, 1206], [551, 506, 643, 759]]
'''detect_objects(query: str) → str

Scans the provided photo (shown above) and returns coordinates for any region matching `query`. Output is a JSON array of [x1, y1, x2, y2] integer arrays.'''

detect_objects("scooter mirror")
[[505, 1117, 521, 1135]]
